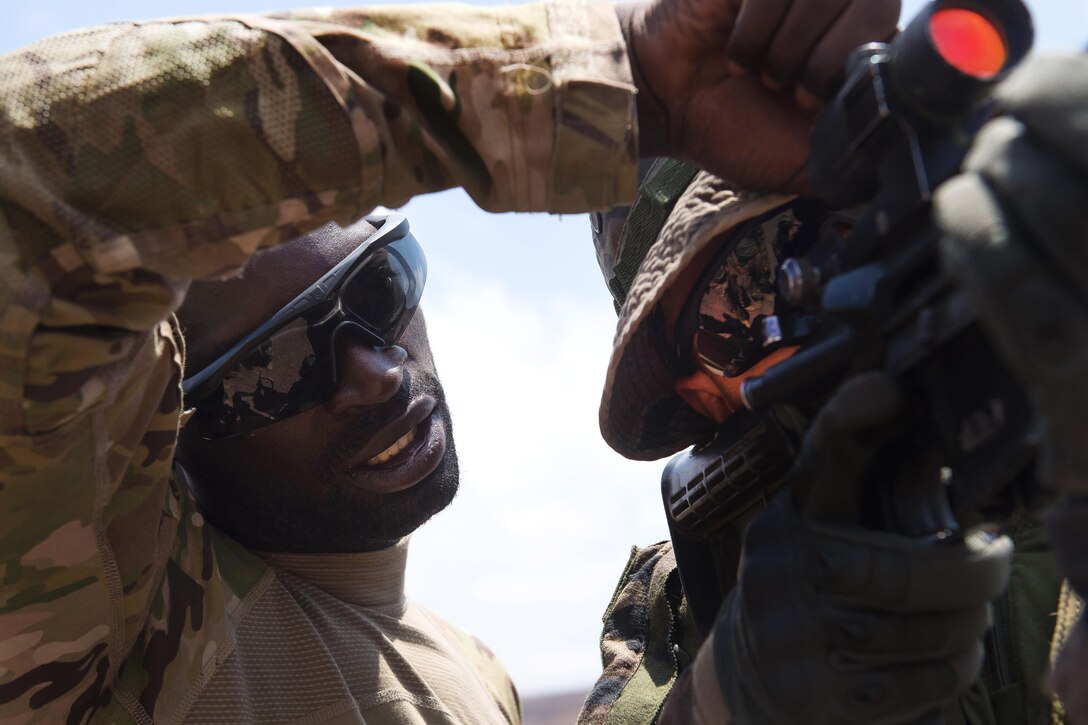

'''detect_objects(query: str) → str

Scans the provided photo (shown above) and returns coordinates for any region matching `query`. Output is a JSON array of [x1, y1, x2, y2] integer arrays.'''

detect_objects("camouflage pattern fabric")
[[583, 520, 1068, 725], [0, 2, 636, 721], [195, 316, 327, 437], [578, 542, 701, 725]]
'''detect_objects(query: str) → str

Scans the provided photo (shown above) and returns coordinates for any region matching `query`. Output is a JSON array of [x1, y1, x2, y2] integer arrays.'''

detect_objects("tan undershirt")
[[182, 540, 519, 724]]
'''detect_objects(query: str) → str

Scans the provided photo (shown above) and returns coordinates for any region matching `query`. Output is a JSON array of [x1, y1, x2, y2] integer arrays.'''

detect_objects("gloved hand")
[[714, 373, 1013, 724], [933, 53, 1088, 718], [934, 53, 1088, 504]]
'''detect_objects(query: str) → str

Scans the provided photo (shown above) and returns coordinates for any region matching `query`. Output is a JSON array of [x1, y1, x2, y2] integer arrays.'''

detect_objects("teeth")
[[367, 428, 416, 466]]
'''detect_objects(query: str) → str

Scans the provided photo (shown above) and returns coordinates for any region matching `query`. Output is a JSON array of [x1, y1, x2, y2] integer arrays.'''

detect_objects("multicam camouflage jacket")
[[0, 2, 636, 721]]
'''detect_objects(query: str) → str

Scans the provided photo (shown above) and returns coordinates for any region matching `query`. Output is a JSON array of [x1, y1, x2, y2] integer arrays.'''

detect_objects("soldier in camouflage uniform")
[[0, 0, 905, 720], [582, 51, 1088, 721]]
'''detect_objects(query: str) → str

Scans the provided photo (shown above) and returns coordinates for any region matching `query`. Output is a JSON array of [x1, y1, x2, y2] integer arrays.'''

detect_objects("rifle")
[[662, 0, 1036, 637]]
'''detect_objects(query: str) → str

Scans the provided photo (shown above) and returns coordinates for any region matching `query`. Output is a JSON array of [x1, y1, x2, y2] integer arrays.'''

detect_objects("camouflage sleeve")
[[578, 542, 703, 725], [0, 2, 634, 720], [577, 542, 731, 725]]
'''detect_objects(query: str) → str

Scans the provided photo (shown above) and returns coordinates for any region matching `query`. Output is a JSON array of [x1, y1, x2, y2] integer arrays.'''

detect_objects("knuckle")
[[952, 640, 986, 688]]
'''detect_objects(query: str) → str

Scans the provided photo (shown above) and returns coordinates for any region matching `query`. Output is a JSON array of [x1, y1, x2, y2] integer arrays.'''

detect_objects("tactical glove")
[[934, 53, 1088, 503], [933, 54, 1088, 717], [714, 374, 1013, 724]]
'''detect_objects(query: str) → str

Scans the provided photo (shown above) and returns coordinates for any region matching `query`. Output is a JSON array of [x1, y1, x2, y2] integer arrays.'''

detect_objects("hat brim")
[[599, 171, 793, 461]]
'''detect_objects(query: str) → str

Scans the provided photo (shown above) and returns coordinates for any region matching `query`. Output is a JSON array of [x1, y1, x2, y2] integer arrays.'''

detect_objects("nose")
[[325, 331, 407, 414]]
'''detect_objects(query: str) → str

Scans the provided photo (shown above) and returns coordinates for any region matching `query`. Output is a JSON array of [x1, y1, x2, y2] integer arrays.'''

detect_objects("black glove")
[[934, 53, 1088, 503], [714, 373, 1013, 724], [933, 53, 1088, 717]]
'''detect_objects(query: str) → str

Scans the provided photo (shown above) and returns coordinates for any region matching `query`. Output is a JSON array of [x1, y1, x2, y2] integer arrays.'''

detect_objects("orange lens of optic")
[[929, 8, 1007, 79]]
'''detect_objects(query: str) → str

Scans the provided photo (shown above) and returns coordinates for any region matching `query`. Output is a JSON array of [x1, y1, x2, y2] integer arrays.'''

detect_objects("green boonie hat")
[[591, 160, 794, 461]]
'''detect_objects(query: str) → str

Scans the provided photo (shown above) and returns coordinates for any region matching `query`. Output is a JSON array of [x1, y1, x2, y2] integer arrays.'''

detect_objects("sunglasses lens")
[[693, 328, 761, 378], [188, 225, 428, 438], [681, 206, 810, 379], [198, 317, 330, 436], [341, 236, 426, 343]]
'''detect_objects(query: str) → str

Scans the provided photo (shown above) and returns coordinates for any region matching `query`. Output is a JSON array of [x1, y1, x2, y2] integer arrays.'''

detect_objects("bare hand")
[[618, 0, 899, 192]]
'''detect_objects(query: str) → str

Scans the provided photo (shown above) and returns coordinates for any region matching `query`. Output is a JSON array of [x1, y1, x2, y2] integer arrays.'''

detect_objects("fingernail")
[[760, 71, 784, 91], [795, 85, 824, 110], [727, 60, 750, 76]]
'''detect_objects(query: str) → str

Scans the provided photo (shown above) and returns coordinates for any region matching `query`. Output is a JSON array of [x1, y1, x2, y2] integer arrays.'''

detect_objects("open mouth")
[[365, 421, 422, 466], [343, 396, 447, 493]]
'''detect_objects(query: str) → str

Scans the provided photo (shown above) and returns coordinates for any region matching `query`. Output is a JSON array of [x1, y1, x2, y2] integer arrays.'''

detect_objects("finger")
[[726, 0, 794, 72], [814, 528, 1013, 613], [683, 75, 815, 191], [823, 604, 991, 662], [996, 54, 1088, 172], [936, 173, 1088, 400], [965, 116, 1088, 294], [797, 372, 903, 524], [877, 441, 948, 538], [795, 84, 826, 110], [828, 643, 983, 723], [937, 170, 1088, 496], [762, 0, 851, 87], [800, 0, 901, 99]]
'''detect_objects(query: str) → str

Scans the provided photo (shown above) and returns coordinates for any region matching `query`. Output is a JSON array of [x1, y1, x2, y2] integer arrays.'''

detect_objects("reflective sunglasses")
[[183, 213, 426, 438], [674, 202, 828, 379]]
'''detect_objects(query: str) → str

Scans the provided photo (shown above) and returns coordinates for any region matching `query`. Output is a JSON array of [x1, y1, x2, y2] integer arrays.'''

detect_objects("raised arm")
[[0, 3, 634, 720]]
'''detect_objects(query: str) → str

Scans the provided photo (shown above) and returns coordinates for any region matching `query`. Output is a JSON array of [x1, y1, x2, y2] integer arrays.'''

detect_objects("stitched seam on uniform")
[[137, 504, 178, 639], [355, 688, 454, 715], [91, 405, 126, 686], [111, 678, 155, 725], [115, 328, 184, 670], [286, 696, 360, 725], [166, 566, 278, 725]]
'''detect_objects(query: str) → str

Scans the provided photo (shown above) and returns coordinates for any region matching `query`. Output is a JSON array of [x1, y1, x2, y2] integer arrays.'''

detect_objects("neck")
[[260, 538, 412, 609]]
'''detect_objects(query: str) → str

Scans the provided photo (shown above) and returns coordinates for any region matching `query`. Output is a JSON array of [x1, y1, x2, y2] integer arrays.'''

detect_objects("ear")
[[674, 371, 734, 424]]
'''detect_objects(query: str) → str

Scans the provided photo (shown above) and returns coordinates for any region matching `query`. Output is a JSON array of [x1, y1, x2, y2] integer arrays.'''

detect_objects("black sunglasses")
[[182, 213, 426, 438]]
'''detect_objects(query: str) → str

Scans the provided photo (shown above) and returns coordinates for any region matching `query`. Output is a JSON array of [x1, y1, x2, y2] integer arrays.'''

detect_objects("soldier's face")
[[179, 222, 458, 553]]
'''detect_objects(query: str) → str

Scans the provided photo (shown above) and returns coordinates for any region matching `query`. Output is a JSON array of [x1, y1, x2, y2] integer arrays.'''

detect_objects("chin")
[[358, 455, 461, 541], [310, 441, 461, 552], [191, 417, 460, 554]]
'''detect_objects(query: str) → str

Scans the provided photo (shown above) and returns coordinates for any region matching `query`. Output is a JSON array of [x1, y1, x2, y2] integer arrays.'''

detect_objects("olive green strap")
[[607, 158, 698, 310]]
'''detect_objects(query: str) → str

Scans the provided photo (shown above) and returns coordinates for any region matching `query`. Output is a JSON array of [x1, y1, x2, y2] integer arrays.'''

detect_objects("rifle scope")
[[808, 0, 1033, 208]]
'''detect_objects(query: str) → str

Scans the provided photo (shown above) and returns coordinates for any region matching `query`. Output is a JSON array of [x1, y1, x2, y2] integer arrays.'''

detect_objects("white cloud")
[[405, 255, 669, 696]]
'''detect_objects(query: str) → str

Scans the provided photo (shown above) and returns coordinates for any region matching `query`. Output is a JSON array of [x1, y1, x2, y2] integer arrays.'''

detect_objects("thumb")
[[792, 371, 904, 524]]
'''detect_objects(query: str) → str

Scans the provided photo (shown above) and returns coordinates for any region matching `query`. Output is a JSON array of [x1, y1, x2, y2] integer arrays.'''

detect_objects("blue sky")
[[3, 0, 1082, 698]]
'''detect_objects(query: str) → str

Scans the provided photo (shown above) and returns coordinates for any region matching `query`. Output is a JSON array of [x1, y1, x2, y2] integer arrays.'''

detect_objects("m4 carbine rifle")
[[663, 0, 1036, 635]]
